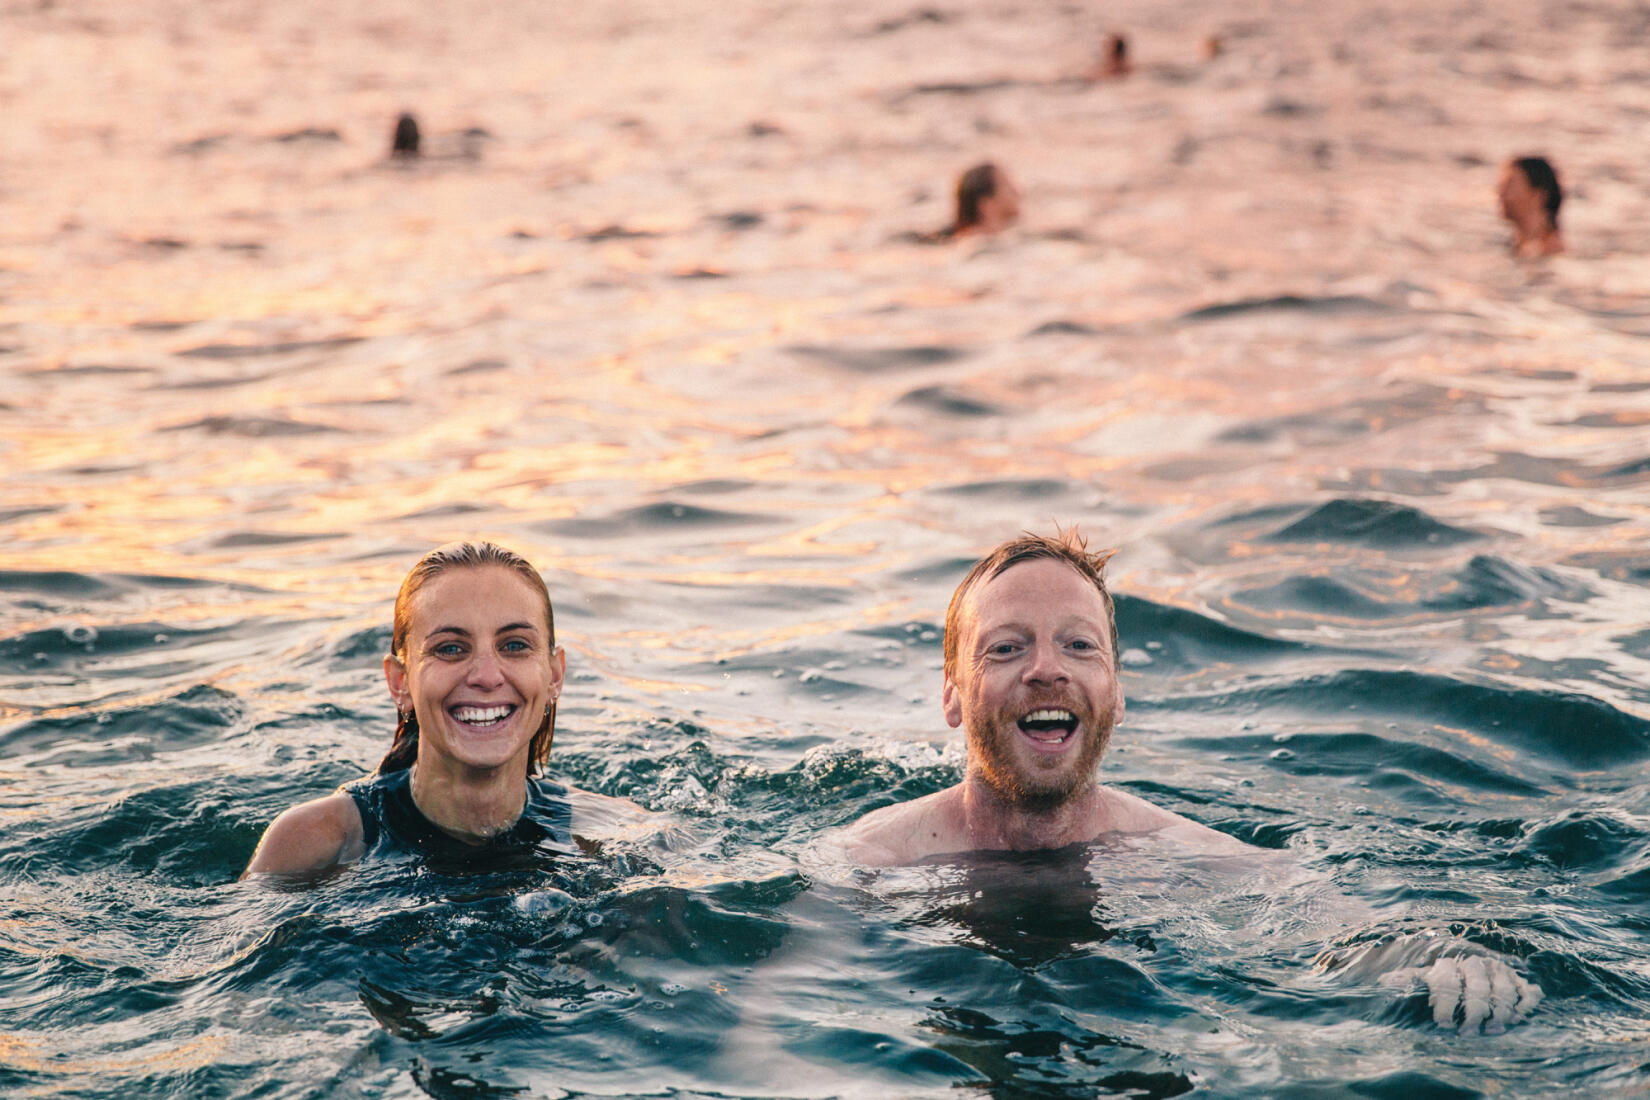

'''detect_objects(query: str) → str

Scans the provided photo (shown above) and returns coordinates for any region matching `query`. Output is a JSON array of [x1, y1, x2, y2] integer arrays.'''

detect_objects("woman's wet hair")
[[1513, 156, 1563, 227], [954, 162, 1004, 232], [379, 541, 557, 775]]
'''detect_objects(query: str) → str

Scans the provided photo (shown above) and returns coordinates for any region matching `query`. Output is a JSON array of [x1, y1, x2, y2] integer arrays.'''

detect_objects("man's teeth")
[[1020, 708, 1076, 742], [453, 705, 512, 725]]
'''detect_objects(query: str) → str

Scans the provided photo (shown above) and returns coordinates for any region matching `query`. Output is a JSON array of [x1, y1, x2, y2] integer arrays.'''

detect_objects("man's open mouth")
[[1017, 708, 1077, 744], [451, 704, 515, 728]]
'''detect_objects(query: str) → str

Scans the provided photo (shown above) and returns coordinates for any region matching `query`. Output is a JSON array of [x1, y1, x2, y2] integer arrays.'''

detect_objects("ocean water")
[[4, 0, 1650, 1096]]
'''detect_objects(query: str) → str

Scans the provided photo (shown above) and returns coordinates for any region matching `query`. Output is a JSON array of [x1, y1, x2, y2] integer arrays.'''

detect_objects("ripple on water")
[[925, 477, 1073, 500], [785, 343, 971, 372], [891, 385, 1003, 418], [161, 415, 342, 437], [175, 336, 362, 359], [1172, 668, 1650, 774], [538, 501, 779, 538], [1261, 498, 1484, 548], [1225, 554, 1591, 622], [1113, 594, 1314, 672], [1178, 293, 1397, 323], [1, 684, 246, 766]]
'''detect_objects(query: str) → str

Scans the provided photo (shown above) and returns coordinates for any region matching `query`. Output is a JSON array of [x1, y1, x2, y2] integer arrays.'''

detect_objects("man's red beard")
[[965, 701, 1112, 812]]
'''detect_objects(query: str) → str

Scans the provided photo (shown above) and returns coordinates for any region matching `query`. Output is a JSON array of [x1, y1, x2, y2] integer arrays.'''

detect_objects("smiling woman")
[[242, 541, 647, 876]]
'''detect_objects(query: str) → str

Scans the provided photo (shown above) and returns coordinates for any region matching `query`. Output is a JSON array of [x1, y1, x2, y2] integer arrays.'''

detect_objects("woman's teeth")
[[452, 704, 513, 726]]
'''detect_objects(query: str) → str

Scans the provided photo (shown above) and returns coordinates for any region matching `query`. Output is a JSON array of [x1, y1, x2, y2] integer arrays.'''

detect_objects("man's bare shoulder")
[[1100, 786, 1253, 854], [242, 791, 365, 878], [566, 785, 673, 844], [838, 788, 968, 867]]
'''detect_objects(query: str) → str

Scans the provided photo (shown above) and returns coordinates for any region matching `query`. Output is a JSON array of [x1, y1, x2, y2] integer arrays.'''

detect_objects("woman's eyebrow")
[[495, 621, 539, 634]]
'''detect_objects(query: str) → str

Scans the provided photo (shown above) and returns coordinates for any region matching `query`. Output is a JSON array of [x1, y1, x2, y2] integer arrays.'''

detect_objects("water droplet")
[[63, 624, 97, 647]]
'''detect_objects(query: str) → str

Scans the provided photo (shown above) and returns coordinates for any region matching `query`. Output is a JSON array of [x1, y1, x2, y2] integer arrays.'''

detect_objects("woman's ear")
[[384, 653, 410, 712], [549, 645, 566, 699]]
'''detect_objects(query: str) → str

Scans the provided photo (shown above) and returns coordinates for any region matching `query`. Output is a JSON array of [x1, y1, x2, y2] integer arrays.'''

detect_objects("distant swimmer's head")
[[952, 162, 1021, 237], [942, 528, 1125, 808], [1498, 155, 1564, 258], [380, 542, 564, 776], [391, 112, 421, 158], [1096, 32, 1132, 78]]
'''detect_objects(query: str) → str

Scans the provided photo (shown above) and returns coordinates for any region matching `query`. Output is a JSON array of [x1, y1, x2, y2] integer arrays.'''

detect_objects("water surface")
[[4, 0, 1650, 1096]]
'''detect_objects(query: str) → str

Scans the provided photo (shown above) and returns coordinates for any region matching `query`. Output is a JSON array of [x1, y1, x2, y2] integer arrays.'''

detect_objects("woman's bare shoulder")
[[242, 791, 365, 878]]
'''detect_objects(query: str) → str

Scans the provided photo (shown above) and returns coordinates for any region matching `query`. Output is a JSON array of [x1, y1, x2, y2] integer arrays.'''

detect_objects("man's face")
[[943, 558, 1125, 807]]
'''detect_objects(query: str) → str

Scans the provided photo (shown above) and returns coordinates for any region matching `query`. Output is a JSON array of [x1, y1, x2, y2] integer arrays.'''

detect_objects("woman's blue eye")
[[502, 638, 531, 653], [434, 642, 465, 657]]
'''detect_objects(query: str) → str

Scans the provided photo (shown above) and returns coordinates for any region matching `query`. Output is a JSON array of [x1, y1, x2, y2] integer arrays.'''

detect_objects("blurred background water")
[[4, 0, 1650, 1096]]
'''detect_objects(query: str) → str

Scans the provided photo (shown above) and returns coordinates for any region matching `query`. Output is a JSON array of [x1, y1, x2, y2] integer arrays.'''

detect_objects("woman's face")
[[384, 565, 563, 775]]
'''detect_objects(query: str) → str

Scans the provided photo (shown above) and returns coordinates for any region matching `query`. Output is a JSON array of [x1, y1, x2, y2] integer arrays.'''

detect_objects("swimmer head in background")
[[392, 112, 421, 158], [1094, 32, 1132, 79], [1498, 156, 1563, 258], [950, 162, 1021, 238]]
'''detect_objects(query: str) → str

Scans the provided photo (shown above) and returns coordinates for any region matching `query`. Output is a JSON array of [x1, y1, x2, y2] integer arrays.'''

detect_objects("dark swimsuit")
[[342, 768, 574, 866]]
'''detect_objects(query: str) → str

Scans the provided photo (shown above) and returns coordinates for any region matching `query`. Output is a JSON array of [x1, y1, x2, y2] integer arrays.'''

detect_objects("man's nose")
[[1022, 637, 1067, 683]]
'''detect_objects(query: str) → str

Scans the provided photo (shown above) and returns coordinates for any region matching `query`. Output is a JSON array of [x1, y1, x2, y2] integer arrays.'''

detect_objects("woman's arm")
[[241, 792, 366, 877]]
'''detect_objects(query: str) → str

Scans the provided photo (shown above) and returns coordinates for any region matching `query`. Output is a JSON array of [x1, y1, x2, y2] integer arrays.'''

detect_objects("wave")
[[1179, 294, 1395, 322], [539, 501, 777, 538], [786, 344, 970, 372], [1262, 498, 1482, 548]]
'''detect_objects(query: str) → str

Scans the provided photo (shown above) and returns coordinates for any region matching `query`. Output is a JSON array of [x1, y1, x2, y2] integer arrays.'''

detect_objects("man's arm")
[[241, 792, 364, 877]]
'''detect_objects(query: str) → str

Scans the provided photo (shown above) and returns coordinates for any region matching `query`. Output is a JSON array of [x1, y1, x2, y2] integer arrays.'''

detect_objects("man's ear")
[[942, 674, 963, 729], [1113, 685, 1126, 728], [384, 654, 410, 712]]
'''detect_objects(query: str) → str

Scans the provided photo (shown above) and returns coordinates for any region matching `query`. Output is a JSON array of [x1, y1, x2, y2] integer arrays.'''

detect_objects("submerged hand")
[[1379, 953, 1542, 1035]]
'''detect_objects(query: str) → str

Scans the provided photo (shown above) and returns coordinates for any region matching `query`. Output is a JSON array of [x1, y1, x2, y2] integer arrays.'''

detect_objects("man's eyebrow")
[[974, 618, 1109, 643], [428, 623, 541, 638]]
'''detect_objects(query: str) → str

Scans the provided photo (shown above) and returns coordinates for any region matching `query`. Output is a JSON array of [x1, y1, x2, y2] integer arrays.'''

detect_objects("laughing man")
[[843, 528, 1243, 864], [839, 528, 1543, 1035]]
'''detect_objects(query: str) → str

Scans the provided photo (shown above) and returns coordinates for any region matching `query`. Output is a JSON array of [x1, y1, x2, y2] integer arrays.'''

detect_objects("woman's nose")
[[464, 650, 506, 687]]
